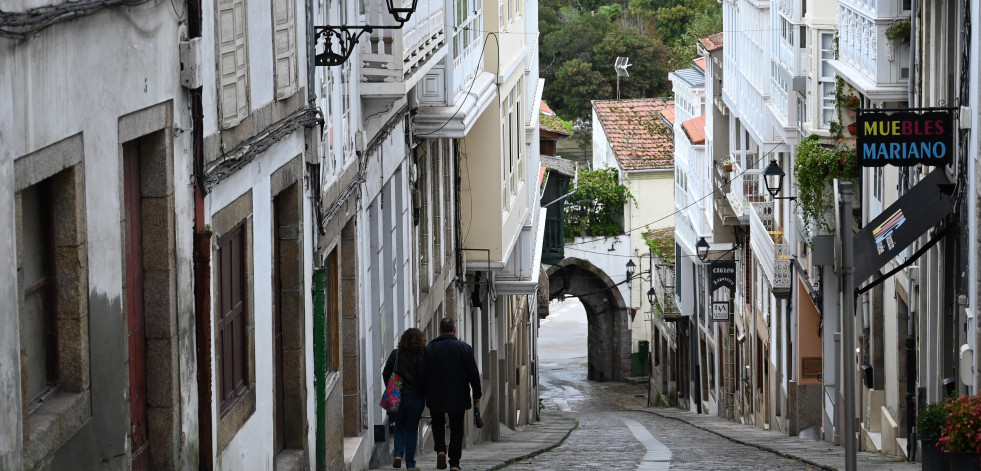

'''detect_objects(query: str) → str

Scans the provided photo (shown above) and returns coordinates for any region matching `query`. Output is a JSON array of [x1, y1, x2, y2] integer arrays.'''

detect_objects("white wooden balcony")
[[748, 201, 792, 293], [830, 0, 910, 101], [723, 160, 766, 221], [722, 0, 777, 143], [360, 0, 447, 96], [652, 262, 684, 321], [775, 0, 802, 23]]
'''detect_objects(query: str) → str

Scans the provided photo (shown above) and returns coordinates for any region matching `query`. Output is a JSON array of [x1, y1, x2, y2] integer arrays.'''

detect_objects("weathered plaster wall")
[[205, 133, 306, 471]]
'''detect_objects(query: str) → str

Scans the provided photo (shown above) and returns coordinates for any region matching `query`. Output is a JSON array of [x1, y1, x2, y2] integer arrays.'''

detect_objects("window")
[[20, 180, 58, 410], [217, 0, 250, 128], [453, 0, 480, 58], [871, 166, 883, 215], [218, 222, 249, 412], [272, 0, 298, 99], [15, 140, 89, 470], [214, 194, 256, 452], [818, 32, 836, 127]]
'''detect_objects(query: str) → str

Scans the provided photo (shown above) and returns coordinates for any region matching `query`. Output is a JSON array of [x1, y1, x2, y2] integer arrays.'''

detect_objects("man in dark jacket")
[[425, 317, 481, 471]]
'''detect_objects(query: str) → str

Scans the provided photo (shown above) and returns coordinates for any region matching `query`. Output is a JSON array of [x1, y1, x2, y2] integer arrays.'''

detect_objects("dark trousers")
[[430, 410, 465, 467]]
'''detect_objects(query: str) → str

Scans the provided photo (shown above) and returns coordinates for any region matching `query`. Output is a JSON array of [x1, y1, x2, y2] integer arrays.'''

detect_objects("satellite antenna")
[[614, 57, 631, 99]]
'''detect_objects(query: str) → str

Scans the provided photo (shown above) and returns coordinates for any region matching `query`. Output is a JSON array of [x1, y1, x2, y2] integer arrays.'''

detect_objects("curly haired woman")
[[382, 328, 428, 470]]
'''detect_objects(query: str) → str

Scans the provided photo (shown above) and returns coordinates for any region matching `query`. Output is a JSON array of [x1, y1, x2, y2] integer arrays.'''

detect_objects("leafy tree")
[[564, 167, 633, 240], [550, 59, 613, 120], [540, 7, 613, 77], [653, 5, 692, 45], [593, 24, 670, 100], [666, 4, 722, 69]]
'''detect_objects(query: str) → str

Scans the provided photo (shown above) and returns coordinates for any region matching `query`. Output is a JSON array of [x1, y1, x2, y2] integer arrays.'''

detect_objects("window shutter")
[[273, 0, 297, 100], [218, 0, 250, 129]]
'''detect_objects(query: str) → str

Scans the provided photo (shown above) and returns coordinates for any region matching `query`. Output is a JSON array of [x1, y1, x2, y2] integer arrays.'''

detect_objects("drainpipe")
[[909, 0, 917, 108], [186, 0, 213, 467], [313, 269, 327, 470], [906, 266, 917, 461]]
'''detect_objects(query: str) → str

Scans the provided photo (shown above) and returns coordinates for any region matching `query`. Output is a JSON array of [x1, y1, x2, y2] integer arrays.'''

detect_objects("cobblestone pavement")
[[501, 364, 817, 470]]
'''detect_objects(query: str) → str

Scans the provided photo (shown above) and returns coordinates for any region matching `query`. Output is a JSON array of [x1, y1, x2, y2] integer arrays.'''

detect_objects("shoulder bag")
[[379, 350, 402, 412]]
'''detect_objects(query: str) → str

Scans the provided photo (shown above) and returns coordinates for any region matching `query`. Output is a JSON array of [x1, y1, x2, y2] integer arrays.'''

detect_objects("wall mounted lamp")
[[763, 159, 797, 201], [314, 0, 420, 66]]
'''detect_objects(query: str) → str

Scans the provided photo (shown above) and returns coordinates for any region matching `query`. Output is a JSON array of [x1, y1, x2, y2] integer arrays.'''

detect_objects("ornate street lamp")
[[625, 259, 636, 280], [647, 287, 656, 306], [764, 159, 796, 200], [314, 0, 420, 67], [696, 237, 710, 262]]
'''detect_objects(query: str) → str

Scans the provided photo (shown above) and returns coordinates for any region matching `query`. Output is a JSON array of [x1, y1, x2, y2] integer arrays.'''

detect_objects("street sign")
[[856, 110, 954, 167], [711, 301, 730, 322], [853, 167, 954, 282]]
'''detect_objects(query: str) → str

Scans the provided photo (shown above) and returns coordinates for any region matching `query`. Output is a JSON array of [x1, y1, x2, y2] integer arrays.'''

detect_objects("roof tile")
[[593, 98, 675, 170], [682, 115, 706, 145]]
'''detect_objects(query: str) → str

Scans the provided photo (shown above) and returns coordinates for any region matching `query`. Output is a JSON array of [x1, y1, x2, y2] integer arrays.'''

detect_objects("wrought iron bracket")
[[314, 25, 401, 67]]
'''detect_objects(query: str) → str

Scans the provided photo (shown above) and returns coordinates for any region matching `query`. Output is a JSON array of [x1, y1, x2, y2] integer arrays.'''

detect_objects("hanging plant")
[[794, 135, 857, 232], [886, 19, 911, 46]]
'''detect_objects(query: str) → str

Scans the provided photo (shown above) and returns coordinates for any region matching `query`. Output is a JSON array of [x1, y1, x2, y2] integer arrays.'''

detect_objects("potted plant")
[[939, 393, 981, 469], [723, 157, 734, 173], [886, 19, 912, 46], [917, 401, 949, 470]]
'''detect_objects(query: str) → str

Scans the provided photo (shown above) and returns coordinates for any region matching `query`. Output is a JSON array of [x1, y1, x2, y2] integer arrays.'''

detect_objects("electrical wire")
[[1, 0, 152, 39], [562, 143, 783, 248], [416, 31, 499, 138]]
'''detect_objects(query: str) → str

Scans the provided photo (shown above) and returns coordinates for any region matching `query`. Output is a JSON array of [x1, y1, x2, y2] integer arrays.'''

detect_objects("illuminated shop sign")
[[856, 110, 954, 167]]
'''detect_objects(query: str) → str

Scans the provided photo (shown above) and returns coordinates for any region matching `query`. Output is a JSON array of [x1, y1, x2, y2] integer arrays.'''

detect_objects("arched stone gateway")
[[545, 258, 631, 382]]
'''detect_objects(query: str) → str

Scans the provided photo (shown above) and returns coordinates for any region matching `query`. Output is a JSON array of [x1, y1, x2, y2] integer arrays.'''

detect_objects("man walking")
[[425, 317, 482, 471]]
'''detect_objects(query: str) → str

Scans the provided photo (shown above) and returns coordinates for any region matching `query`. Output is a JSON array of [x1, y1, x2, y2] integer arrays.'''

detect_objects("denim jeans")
[[393, 394, 425, 467], [430, 410, 465, 468]]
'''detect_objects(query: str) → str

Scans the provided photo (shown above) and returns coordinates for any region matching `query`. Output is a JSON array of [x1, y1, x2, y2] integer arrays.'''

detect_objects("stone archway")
[[545, 258, 631, 382]]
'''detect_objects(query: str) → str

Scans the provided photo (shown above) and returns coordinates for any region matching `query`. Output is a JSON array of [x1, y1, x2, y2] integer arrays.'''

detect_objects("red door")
[[125, 144, 149, 469]]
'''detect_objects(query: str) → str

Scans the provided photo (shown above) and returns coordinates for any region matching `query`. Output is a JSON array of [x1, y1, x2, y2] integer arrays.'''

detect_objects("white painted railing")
[[450, 10, 483, 99], [748, 202, 791, 290], [361, 0, 445, 83]]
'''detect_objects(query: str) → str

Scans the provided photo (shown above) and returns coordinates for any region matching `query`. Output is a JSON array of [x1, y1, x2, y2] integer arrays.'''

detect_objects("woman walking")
[[382, 328, 428, 470]]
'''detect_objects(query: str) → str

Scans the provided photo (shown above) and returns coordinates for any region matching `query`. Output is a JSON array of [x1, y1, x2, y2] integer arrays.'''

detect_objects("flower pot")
[[920, 440, 948, 471], [944, 450, 980, 470], [846, 108, 857, 118], [847, 123, 857, 136], [724, 163, 733, 172]]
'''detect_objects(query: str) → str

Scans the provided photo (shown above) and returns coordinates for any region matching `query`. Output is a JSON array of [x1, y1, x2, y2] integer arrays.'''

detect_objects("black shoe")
[[436, 452, 447, 470], [393, 456, 402, 468]]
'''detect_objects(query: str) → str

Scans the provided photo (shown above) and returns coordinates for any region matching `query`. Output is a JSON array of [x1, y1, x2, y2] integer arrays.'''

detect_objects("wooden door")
[[125, 144, 149, 469], [273, 200, 286, 453]]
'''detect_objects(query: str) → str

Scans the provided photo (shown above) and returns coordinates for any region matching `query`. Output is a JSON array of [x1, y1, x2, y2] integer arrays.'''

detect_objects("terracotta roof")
[[698, 33, 724, 52], [693, 57, 706, 72], [659, 108, 675, 125], [540, 101, 571, 137], [682, 115, 706, 145], [592, 98, 675, 171]]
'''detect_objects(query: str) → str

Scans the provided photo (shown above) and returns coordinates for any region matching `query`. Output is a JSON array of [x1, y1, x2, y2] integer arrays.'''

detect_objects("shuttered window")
[[272, 0, 297, 100], [218, 0, 250, 128], [218, 223, 248, 411]]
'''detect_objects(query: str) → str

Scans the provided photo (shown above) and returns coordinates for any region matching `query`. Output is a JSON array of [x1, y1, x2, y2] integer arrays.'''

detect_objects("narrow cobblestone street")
[[495, 300, 817, 470], [503, 361, 816, 470]]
